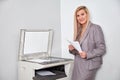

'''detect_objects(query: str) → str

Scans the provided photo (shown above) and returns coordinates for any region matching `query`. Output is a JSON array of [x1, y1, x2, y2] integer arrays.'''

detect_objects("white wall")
[[61, 0, 120, 80], [0, 0, 61, 80]]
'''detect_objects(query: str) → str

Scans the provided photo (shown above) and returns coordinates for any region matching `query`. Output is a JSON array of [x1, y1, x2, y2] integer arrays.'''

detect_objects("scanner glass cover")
[[19, 29, 53, 60]]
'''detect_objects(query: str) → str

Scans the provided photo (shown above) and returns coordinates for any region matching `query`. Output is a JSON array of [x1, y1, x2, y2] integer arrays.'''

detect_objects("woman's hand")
[[79, 51, 87, 59], [68, 45, 75, 51]]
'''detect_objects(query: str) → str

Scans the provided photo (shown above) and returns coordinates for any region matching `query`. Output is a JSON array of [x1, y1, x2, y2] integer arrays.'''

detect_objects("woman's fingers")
[[79, 52, 87, 59], [68, 45, 75, 50]]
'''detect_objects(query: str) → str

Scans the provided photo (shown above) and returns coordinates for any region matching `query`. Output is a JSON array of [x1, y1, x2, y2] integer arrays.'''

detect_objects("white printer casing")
[[18, 29, 73, 80]]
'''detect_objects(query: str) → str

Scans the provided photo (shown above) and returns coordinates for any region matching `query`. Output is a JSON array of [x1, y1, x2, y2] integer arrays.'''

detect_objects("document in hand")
[[67, 40, 82, 53]]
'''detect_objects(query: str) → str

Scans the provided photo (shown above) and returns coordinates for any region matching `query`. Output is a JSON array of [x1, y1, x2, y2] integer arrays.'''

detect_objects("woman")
[[69, 6, 106, 80]]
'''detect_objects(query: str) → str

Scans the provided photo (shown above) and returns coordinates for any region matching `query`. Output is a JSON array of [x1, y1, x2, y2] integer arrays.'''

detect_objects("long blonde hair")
[[74, 6, 90, 41]]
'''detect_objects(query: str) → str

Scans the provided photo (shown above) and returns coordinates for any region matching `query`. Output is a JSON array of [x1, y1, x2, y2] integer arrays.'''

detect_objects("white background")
[[0, 0, 61, 80], [61, 0, 120, 80]]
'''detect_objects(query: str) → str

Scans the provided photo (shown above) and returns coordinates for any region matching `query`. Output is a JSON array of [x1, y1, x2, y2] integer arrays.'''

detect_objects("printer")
[[18, 29, 73, 80]]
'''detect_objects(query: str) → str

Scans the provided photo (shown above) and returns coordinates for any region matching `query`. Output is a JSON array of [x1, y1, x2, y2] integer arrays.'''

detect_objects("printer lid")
[[18, 29, 53, 60]]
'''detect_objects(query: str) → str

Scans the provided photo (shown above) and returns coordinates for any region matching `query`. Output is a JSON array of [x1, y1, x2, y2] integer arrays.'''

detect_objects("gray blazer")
[[70, 22, 106, 70]]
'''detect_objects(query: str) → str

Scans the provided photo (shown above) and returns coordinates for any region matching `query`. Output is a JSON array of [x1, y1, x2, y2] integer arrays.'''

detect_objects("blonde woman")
[[69, 6, 106, 80]]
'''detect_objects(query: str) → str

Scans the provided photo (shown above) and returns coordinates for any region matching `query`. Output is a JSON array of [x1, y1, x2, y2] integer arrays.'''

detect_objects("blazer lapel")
[[80, 21, 91, 45]]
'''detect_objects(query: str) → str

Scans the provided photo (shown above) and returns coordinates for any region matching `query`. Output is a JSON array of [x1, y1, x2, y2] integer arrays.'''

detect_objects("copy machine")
[[18, 29, 73, 80]]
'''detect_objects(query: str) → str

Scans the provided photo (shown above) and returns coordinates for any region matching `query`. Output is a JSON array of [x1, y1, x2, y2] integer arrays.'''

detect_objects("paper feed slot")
[[33, 65, 67, 80]]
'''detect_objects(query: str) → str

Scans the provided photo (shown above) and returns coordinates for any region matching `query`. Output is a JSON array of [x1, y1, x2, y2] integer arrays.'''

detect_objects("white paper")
[[67, 40, 82, 52], [36, 70, 56, 76]]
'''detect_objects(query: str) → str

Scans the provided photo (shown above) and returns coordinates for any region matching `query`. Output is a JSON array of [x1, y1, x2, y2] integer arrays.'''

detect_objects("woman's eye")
[[81, 13, 84, 16], [77, 15, 80, 17]]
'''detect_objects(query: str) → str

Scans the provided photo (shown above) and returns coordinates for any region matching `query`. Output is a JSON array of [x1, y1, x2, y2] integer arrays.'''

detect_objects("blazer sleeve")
[[69, 49, 78, 55], [87, 25, 106, 59]]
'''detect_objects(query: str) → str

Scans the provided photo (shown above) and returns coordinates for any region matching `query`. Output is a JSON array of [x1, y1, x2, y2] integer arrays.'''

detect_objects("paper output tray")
[[33, 65, 66, 80]]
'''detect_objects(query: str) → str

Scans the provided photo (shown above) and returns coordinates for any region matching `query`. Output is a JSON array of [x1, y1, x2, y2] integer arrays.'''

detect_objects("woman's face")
[[76, 9, 88, 25]]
